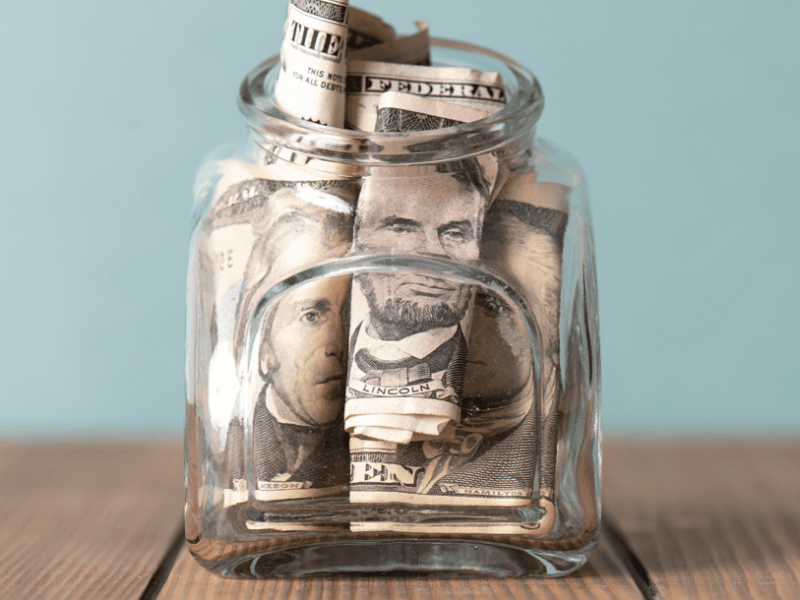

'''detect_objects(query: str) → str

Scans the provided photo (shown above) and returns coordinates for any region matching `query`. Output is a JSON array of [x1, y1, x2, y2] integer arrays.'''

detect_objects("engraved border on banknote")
[[348, 490, 532, 507], [375, 107, 462, 132], [254, 484, 349, 502], [345, 76, 506, 103], [290, 0, 348, 24]]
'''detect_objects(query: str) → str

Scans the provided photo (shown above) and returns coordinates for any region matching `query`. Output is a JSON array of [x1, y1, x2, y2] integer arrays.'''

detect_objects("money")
[[205, 159, 358, 504], [348, 22, 430, 66], [347, 171, 568, 515], [198, 3, 576, 538], [343, 93, 554, 513], [348, 283, 539, 510], [461, 289, 535, 440], [245, 184, 354, 503], [348, 404, 536, 507], [274, 0, 350, 127], [481, 170, 570, 505], [483, 172, 569, 414], [346, 285, 543, 512], [346, 277, 541, 511], [373, 90, 493, 133], [344, 93, 503, 449], [344, 60, 505, 131], [220, 5, 563, 518]]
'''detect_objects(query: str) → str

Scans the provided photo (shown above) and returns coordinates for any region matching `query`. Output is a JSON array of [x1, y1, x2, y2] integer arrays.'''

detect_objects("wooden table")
[[1, 438, 798, 600]]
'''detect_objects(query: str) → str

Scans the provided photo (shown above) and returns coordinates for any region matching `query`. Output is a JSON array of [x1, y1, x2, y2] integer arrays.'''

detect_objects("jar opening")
[[238, 38, 544, 168]]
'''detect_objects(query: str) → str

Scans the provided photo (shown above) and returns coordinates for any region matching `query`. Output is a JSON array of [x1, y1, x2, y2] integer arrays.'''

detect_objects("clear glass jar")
[[185, 39, 601, 577]]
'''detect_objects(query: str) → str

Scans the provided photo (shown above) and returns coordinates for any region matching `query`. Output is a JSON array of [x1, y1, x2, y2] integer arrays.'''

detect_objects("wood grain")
[[0, 441, 183, 600], [158, 531, 641, 599], [604, 439, 800, 600], [4, 439, 796, 599]]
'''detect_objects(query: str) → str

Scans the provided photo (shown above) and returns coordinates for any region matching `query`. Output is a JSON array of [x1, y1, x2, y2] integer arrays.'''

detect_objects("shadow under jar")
[[185, 38, 601, 578]]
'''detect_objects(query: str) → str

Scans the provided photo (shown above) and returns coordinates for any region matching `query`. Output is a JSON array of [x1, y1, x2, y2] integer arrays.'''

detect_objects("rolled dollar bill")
[[204, 159, 358, 503], [274, 0, 350, 127], [344, 60, 505, 130], [483, 171, 568, 418], [348, 22, 430, 66], [245, 185, 354, 503], [481, 170, 570, 504], [344, 92, 503, 449]]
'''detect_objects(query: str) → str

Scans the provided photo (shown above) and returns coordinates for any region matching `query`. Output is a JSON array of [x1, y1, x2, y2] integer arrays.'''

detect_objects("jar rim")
[[238, 38, 544, 167]]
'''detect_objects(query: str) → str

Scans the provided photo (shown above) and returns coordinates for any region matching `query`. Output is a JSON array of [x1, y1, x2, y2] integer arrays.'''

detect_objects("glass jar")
[[185, 38, 601, 578]]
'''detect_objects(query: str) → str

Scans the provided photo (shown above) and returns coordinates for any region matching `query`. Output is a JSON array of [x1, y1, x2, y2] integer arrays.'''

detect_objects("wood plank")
[[158, 529, 642, 599], [0, 441, 183, 600], [604, 439, 800, 600]]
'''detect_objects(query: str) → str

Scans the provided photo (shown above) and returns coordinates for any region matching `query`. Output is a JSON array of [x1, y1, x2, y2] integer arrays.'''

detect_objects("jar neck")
[[238, 38, 543, 175]]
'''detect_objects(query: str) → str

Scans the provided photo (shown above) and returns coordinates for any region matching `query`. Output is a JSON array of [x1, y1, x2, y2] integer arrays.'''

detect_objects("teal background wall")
[[1, 1, 798, 436]]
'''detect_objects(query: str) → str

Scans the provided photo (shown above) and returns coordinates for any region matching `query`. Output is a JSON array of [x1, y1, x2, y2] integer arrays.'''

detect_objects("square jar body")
[[185, 42, 600, 578]]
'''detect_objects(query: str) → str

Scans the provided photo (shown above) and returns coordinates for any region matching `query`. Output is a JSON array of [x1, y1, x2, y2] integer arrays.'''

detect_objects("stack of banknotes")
[[209, 2, 568, 524]]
